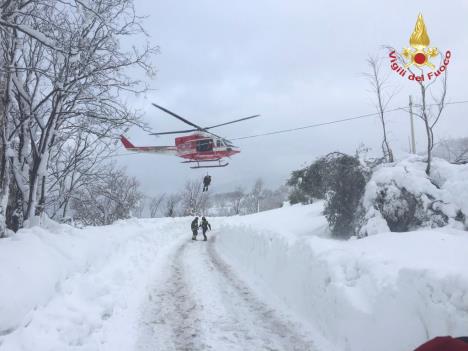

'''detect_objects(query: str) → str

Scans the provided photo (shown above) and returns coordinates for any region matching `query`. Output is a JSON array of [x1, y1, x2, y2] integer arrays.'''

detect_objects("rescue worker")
[[191, 217, 199, 240], [203, 174, 212, 192], [200, 216, 211, 241]]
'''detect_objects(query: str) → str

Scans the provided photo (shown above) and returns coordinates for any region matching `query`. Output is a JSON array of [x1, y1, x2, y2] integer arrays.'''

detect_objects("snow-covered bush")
[[288, 153, 368, 238], [288, 187, 309, 205], [358, 156, 468, 236], [322, 153, 368, 238], [287, 158, 329, 204]]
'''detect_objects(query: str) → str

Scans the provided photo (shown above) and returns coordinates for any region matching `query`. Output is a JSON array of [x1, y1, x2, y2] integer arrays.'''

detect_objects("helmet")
[[202, 216, 206, 220], [194, 216, 198, 220]]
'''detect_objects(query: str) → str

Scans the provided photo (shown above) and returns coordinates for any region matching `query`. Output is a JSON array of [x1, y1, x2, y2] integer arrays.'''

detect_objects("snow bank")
[[2, 199, 467, 351], [0, 217, 188, 351], [213, 201, 330, 238], [216, 204, 468, 351], [359, 156, 468, 236]]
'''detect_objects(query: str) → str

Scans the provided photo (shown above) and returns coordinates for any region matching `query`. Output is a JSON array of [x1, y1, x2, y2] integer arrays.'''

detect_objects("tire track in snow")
[[162, 242, 204, 350], [205, 235, 317, 351], [140, 233, 317, 351], [139, 239, 209, 351]]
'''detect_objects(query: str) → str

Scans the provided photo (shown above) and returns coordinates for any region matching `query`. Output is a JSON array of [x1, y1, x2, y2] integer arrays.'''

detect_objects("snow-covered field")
[[1, 203, 467, 351]]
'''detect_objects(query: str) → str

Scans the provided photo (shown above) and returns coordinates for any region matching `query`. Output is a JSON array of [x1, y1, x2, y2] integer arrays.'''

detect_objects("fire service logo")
[[389, 14, 451, 82]]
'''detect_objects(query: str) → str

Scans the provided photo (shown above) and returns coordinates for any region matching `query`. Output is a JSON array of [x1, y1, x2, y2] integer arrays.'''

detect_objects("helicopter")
[[120, 103, 260, 169]]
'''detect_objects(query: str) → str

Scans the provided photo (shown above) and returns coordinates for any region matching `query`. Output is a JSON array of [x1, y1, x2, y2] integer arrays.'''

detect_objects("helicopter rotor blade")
[[150, 103, 259, 140], [204, 114, 260, 130], [150, 128, 198, 136], [152, 103, 204, 130]]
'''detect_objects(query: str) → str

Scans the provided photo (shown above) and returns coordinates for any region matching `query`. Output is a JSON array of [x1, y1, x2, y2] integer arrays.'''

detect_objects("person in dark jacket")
[[191, 217, 199, 240], [200, 217, 211, 241], [203, 175, 212, 192]]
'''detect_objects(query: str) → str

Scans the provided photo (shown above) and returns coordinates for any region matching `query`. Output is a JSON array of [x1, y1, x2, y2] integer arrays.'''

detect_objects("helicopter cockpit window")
[[223, 139, 234, 147], [216, 140, 222, 147], [196, 139, 214, 152]]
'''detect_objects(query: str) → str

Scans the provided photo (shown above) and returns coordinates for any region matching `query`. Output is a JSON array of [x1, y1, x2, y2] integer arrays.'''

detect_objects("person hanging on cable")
[[203, 174, 212, 192], [191, 216, 199, 240], [200, 216, 211, 241]]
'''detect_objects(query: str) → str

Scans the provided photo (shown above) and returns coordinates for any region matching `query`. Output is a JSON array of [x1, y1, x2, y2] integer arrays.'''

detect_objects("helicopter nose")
[[227, 146, 240, 154]]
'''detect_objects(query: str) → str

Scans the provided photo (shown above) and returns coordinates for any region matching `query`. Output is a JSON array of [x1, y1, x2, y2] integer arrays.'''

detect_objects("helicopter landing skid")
[[182, 159, 229, 169], [190, 163, 229, 169]]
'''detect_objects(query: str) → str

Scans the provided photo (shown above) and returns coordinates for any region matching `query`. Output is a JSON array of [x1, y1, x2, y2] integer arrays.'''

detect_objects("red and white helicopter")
[[120, 103, 260, 169]]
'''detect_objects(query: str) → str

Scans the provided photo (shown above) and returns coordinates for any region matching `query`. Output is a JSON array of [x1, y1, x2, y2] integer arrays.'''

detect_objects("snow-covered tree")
[[229, 187, 246, 215], [389, 49, 448, 174], [261, 185, 288, 211], [180, 180, 210, 216], [45, 132, 115, 221], [287, 158, 330, 204], [164, 194, 181, 218], [433, 137, 468, 165], [149, 194, 166, 218], [365, 55, 395, 163], [0, 0, 156, 235], [241, 178, 265, 214], [288, 153, 368, 238], [71, 164, 143, 226], [357, 157, 467, 236]]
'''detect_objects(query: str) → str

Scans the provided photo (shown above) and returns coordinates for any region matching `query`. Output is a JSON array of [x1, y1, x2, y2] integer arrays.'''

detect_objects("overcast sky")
[[117, 0, 468, 195]]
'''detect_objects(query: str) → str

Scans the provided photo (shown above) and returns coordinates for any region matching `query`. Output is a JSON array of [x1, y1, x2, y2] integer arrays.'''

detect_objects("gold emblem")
[[402, 14, 439, 70]]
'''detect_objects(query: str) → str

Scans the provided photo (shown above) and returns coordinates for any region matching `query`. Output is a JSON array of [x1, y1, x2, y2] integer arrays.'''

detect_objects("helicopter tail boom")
[[120, 135, 177, 155], [120, 135, 135, 148]]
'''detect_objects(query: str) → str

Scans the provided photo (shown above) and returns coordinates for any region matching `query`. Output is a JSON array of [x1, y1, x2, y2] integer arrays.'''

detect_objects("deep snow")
[[0, 218, 186, 350], [216, 203, 468, 351], [1, 203, 467, 351], [360, 156, 468, 235]]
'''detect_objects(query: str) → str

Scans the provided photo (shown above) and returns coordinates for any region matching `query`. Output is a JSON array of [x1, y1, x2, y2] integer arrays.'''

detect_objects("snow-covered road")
[[1, 203, 467, 351], [138, 233, 317, 351]]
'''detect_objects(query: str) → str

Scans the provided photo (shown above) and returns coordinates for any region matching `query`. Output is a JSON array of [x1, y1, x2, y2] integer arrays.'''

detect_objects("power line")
[[104, 152, 145, 159], [230, 100, 468, 141], [230, 108, 403, 141]]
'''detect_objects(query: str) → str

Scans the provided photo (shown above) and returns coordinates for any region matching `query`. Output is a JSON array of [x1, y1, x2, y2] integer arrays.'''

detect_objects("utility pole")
[[409, 95, 416, 154]]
